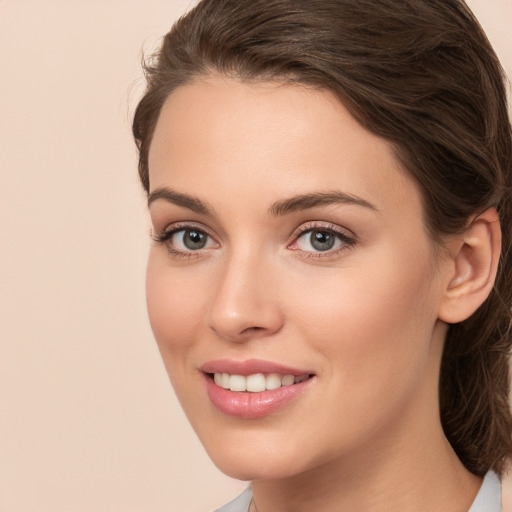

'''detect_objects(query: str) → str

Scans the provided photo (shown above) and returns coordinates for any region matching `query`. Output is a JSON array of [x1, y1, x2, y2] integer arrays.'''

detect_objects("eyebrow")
[[269, 191, 378, 216], [147, 187, 213, 215], [147, 187, 378, 217]]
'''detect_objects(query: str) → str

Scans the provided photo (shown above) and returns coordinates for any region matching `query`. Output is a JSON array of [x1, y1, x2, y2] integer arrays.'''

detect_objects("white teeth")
[[215, 372, 231, 389], [229, 374, 247, 392], [282, 374, 295, 386], [212, 372, 310, 392], [266, 373, 282, 390], [246, 373, 266, 392]]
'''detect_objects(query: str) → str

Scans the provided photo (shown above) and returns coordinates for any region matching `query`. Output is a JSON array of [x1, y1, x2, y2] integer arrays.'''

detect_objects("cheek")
[[146, 254, 215, 419], [287, 244, 440, 384], [276, 251, 441, 457], [145, 253, 207, 355]]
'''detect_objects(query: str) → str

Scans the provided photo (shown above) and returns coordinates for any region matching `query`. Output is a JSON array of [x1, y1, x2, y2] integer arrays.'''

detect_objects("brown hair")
[[132, 0, 512, 476]]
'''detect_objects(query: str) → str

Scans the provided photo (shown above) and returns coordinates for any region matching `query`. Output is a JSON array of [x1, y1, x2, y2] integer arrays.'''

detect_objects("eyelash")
[[151, 222, 217, 259], [289, 221, 357, 258], [152, 221, 357, 259]]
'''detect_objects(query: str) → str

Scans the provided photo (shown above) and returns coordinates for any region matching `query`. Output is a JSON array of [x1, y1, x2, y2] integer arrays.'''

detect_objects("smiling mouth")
[[208, 372, 313, 393]]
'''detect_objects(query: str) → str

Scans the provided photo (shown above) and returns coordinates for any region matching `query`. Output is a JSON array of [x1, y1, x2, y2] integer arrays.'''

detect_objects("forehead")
[[148, 75, 423, 221]]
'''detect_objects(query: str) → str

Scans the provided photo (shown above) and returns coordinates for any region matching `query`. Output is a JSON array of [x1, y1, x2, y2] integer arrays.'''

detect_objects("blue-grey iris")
[[310, 231, 335, 251], [183, 230, 207, 250]]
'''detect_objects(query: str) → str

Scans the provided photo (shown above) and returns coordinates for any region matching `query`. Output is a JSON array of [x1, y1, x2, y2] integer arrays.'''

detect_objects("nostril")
[[240, 326, 265, 335]]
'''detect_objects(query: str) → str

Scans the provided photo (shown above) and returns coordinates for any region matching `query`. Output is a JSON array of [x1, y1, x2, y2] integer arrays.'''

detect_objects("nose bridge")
[[207, 243, 283, 341]]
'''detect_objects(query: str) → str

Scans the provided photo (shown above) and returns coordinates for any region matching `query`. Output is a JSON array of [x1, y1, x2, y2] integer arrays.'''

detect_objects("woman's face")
[[146, 76, 450, 480]]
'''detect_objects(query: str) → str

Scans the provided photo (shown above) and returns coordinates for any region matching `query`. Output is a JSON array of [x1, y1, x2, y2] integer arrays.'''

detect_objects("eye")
[[173, 229, 211, 251], [152, 225, 218, 256], [289, 223, 356, 256], [296, 230, 341, 252]]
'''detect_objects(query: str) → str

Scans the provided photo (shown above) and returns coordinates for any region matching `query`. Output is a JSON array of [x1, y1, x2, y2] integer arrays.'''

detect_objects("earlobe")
[[438, 208, 501, 324]]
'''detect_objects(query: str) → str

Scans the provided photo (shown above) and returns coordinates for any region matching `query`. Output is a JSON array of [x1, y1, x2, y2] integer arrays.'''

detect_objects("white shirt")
[[215, 471, 501, 512]]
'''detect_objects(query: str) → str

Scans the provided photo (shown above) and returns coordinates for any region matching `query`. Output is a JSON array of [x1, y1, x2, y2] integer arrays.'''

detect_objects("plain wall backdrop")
[[0, 1, 511, 511]]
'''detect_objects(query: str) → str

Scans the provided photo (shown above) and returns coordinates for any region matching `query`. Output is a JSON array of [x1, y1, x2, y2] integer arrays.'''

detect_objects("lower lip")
[[204, 374, 314, 419]]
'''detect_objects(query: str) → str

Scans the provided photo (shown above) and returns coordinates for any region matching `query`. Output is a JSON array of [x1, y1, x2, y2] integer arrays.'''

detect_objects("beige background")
[[0, 1, 511, 511]]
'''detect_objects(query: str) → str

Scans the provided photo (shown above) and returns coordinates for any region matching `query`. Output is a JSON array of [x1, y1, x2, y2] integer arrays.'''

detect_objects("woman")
[[132, 0, 512, 510]]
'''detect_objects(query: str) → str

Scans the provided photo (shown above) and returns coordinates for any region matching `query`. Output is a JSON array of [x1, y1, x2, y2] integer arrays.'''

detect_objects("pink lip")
[[200, 358, 311, 376], [200, 359, 316, 419]]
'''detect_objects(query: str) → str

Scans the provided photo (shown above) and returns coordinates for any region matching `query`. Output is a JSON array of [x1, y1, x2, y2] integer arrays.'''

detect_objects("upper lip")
[[200, 358, 313, 376]]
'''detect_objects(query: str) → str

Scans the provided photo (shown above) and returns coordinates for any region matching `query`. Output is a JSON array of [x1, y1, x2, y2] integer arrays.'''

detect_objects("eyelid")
[[288, 221, 357, 255], [152, 221, 219, 257], [153, 220, 212, 238]]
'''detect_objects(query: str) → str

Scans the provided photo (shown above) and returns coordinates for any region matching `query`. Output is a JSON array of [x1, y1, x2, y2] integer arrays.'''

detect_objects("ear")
[[438, 208, 501, 324]]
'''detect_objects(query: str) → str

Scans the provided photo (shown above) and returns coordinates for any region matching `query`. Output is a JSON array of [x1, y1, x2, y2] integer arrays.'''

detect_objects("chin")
[[211, 456, 303, 482], [200, 433, 317, 482]]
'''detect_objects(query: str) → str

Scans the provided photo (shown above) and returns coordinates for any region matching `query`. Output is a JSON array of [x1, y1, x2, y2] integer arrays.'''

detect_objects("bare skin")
[[146, 75, 497, 511]]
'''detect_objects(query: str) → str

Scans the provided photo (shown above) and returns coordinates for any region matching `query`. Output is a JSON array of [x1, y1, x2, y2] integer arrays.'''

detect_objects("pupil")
[[311, 230, 335, 251], [184, 230, 206, 249]]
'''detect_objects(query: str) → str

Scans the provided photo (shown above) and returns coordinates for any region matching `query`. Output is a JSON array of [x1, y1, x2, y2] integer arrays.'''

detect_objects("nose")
[[207, 250, 284, 343]]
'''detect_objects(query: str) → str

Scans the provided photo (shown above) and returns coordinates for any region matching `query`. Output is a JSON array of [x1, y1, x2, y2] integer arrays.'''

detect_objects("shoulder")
[[214, 487, 252, 512]]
